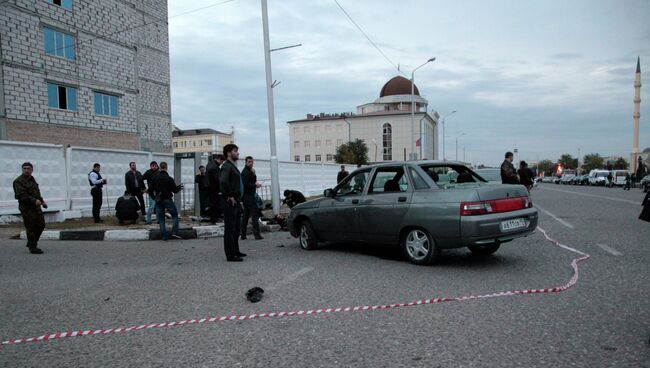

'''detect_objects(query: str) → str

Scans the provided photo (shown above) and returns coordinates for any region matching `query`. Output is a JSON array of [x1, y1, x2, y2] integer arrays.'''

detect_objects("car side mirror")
[[324, 189, 334, 197]]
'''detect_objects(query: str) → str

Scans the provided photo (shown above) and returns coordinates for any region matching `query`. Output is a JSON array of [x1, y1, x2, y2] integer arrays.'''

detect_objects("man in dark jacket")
[[517, 161, 534, 191], [241, 156, 263, 241], [151, 162, 182, 241], [125, 162, 146, 217], [13, 162, 48, 254], [219, 144, 246, 262], [88, 163, 107, 223], [142, 161, 159, 224], [500, 152, 520, 184], [195, 165, 210, 217], [337, 165, 349, 184], [205, 154, 225, 223], [282, 189, 306, 209]]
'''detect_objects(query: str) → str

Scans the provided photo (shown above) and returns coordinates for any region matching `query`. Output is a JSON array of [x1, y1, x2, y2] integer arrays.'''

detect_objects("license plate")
[[500, 218, 527, 231]]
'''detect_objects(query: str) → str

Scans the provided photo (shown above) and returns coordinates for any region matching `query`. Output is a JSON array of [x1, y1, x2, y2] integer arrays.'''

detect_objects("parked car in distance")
[[288, 161, 538, 265], [609, 170, 629, 187], [560, 174, 575, 184], [578, 174, 590, 185], [640, 174, 650, 192], [588, 170, 609, 186], [474, 168, 501, 185]]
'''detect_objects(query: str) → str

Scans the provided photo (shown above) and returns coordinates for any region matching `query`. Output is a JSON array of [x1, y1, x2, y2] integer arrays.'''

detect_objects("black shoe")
[[227, 257, 243, 262], [94, 219, 103, 223], [237, 252, 247, 257], [29, 247, 43, 254], [254, 234, 264, 240]]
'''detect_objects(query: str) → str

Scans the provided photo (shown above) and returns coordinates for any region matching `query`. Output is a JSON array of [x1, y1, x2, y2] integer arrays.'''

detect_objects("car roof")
[[354, 160, 467, 169]]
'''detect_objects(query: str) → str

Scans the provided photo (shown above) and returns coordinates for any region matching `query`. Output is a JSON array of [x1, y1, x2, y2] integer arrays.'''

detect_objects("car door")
[[357, 165, 413, 244], [314, 169, 370, 242]]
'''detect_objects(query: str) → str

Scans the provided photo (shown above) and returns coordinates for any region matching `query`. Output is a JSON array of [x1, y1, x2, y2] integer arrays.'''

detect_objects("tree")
[[612, 157, 628, 170], [558, 154, 578, 170], [334, 139, 369, 165], [581, 153, 604, 172], [537, 160, 555, 175]]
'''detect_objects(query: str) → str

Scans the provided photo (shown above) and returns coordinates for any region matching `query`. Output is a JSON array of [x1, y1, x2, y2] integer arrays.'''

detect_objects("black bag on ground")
[[115, 194, 140, 225]]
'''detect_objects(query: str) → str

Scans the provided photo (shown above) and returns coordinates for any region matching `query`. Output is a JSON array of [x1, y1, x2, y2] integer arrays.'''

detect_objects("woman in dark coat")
[[639, 190, 650, 222]]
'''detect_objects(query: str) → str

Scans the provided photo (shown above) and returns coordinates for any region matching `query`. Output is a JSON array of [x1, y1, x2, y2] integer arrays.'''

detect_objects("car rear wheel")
[[401, 228, 440, 265], [468, 243, 500, 256], [299, 221, 318, 250]]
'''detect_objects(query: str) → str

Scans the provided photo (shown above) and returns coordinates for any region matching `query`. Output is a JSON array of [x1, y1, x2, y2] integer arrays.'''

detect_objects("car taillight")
[[460, 196, 532, 216]]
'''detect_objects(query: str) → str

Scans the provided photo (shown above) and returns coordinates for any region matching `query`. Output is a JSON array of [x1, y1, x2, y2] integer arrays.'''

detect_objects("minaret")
[[632, 57, 641, 172]]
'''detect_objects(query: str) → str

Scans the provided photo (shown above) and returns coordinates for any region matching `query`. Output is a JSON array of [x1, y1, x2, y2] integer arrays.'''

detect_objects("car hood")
[[291, 198, 323, 211]]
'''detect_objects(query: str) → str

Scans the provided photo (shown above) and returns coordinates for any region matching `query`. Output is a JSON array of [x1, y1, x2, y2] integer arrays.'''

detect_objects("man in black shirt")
[[500, 152, 520, 185], [205, 154, 225, 223], [241, 156, 263, 240], [219, 144, 246, 262], [125, 162, 146, 218], [337, 165, 349, 184], [195, 165, 210, 217], [282, 189, 306, 209], [142, 161, 159, 224], [151, 162, 182, 241]]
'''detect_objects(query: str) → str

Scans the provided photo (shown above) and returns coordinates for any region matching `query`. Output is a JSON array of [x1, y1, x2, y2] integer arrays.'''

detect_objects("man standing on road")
[[500, 152, 520, 185], [624, 173, 631, 191], [88, 163, 107, 223], [337, 165, 349, 184], [241, 156, 263, 241], [13, 162, 47, 254], [125, 162, 146, 218], [195, 165, 210, 217], [142, 161, 159, 225], [151, 162, 182, 241], [219, 144, 246, 262], [206, 154, 225, 223], [517, 161, 534, 192]]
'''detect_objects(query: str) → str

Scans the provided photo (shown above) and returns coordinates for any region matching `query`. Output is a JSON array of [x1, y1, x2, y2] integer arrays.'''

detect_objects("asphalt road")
[[1, 183, 648, 367]]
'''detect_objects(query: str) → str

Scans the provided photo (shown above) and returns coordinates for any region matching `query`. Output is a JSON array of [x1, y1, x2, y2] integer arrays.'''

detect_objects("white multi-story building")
[[0, 0, 173, 152], [287, 76, 438, 163], [172, 128, 234, 155]]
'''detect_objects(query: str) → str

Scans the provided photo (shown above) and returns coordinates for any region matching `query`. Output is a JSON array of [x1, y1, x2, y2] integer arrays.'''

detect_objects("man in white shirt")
[[88, 163, 107, 223]]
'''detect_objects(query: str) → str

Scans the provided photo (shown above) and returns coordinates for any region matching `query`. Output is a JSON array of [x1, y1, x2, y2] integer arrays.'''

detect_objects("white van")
[[609, 170, 629, 187], [588, 170, 609, 186]]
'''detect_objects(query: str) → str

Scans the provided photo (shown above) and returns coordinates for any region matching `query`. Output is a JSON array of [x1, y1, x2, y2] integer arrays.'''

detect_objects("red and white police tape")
[[1, 226, 589, 347]]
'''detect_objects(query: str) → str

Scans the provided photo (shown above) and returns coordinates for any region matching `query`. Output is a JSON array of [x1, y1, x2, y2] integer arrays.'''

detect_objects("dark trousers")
[[209, 190, 223, 222], [130, 191, 146, 216], [20, 208, 45, 248], [241, 194, 261, 237], [224, 201, 242, 259], [156, 198, 179, 240], [199, 189, 209, 217], [91, 187, 103, 221]]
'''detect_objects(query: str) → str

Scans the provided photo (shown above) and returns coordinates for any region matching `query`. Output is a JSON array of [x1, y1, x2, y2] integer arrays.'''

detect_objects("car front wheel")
[[401, 228, 440, 265], [468, 243, 500, 256], [299, 220, 318, 250]]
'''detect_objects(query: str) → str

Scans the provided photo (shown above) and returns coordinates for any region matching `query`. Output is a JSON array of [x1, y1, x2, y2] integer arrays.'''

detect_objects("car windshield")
[[419, 163, 485, 189], [475, 169, 501, 182]]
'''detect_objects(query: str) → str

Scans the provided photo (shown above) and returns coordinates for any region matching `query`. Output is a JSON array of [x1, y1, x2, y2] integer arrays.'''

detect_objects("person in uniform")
[[88, 163, 107, 223], [13, 162, 48, 254]]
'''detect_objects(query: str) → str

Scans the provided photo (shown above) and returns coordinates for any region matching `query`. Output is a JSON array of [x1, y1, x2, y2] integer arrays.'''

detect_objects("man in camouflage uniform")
[[13, 162, 47, 254]]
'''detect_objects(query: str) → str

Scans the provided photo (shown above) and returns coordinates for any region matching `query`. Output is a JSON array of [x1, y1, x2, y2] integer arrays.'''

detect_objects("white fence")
[[0, 140, 343, 216]]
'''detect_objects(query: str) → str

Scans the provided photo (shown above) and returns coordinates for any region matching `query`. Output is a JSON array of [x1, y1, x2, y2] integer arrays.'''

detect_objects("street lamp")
[[441, 110, 456, 161], [411, 57, 436, 160], [455, 133, 466, 161]]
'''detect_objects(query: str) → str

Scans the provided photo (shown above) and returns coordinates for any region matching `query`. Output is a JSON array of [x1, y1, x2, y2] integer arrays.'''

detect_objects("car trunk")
[[474, 185, 529, 201]]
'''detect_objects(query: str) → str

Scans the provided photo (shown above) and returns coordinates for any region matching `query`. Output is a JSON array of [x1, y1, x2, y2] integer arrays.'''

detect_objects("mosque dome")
[[380, 76, 419, 97]]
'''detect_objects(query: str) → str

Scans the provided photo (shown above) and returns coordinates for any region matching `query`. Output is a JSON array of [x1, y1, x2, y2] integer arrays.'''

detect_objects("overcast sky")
[[168, 0, 650, 166]]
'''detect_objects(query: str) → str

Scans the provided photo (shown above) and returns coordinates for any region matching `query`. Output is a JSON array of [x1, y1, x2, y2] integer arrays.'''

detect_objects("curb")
[[19, 221, 281, 242]]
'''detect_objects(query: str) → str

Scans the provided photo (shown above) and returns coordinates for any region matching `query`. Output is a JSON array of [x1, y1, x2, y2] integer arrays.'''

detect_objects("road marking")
[[266, 266, 314, 291], [596, 244, 623, 256], [534, 204, 575, 229], [538, 187, 639, 205]]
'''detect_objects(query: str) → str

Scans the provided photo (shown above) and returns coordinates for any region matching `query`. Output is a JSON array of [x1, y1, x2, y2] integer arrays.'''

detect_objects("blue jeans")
[[146, 195, 155, 223], [156, 199, 179, 240]]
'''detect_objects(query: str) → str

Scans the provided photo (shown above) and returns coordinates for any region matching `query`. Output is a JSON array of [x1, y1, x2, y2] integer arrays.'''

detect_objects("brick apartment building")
[[0, 0, 173, 152]]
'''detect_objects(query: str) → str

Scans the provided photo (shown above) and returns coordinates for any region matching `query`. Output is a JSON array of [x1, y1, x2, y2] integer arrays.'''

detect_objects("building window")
[[47, 83, 76, 111], [294, 155, 300, 162], [93, 92, 118, 117], [315, 154, 321, 162], [173, 142, 178, 148], [293, 127, 299, 135], [304, 126, 311, 134], [315, 140, 321, 148], [326, 154, 333, 162], [382, 123, 392, 161], [336, 139, 343, 146], [206, 140, 212, 145], [326, 139, 332, 147], [43, 27, 75, 60], [305, 155, 311, 162], [45, 0, 72, 10], [304, 141, 310, 148], [325, 125, 332, 133], [294, 141, 300, 149]]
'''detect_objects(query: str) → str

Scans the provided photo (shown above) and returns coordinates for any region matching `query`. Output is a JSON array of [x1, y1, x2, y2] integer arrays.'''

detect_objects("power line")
[[333, 0, 399, 72], [46, 0, 237, 55]]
